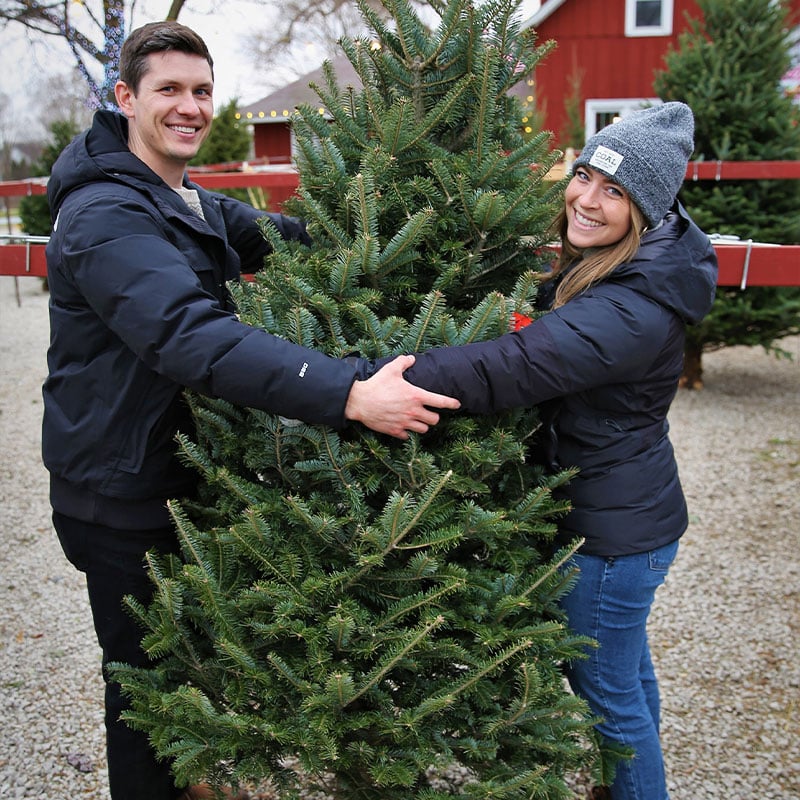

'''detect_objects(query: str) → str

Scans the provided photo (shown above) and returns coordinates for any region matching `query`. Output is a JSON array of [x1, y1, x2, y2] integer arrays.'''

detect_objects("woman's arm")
[[401, 288, 673, 414]]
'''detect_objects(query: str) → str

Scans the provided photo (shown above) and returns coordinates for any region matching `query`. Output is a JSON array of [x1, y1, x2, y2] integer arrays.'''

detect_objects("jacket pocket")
[[187, 259, 227, 303], [109, 377, 179, 476]]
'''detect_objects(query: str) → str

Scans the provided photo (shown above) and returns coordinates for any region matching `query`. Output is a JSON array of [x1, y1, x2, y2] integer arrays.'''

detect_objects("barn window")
[[583, 99, 662, 140], [625, 0, 673, 37]]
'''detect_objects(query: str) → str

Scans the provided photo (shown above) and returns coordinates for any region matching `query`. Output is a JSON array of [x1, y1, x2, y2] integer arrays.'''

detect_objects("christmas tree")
[[111, 1, 601, 797], [654, 0, 800, 387], [19, 120, 82, 236]]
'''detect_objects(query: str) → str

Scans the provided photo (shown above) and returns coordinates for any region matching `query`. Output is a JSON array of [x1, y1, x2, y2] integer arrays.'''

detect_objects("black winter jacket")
[[402, 205, 718, 556], [43, 111, 357, 528]]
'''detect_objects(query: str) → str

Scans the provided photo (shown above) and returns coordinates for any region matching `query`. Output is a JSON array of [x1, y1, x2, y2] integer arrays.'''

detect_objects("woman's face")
[[564, 165, 633, 249]]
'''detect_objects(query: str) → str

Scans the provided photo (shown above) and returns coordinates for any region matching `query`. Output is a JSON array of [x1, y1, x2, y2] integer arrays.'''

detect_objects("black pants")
[[53, 511, 184, 800]]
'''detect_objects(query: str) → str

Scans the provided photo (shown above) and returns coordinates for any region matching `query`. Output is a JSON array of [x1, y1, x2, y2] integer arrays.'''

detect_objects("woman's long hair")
[[541, 202, 646, 308]]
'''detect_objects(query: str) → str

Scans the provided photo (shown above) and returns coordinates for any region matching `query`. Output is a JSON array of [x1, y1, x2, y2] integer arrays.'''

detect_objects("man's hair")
[[119, 21, 214, 94]]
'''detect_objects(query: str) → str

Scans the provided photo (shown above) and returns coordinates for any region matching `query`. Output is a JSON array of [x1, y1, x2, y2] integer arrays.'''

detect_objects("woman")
[[397, 102, 718, 800]]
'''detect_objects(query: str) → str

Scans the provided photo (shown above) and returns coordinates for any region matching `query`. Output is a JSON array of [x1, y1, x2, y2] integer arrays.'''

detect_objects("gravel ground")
[[1, 274, 798, 800]]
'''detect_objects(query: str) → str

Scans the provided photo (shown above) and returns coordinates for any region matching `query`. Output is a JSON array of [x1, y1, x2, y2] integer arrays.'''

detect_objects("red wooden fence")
[[3, 233, 796, 288], [2, 161, 799, 287]]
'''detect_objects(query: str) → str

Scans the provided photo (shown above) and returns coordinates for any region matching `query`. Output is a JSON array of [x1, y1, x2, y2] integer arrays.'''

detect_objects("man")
[[42, 21, 458, 800]]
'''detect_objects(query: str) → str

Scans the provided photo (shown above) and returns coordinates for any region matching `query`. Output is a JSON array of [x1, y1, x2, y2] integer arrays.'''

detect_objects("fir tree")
[[654, 0, 800, 387], [558, 63, 585, 151], [111, 2, 603, 797], [19, 119, 81, 236], [190, 98, 252, 167], [191, 98, 254, 204]]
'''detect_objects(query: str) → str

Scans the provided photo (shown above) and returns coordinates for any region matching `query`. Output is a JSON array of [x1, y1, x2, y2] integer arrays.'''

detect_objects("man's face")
[[115, 50, 214, 186]]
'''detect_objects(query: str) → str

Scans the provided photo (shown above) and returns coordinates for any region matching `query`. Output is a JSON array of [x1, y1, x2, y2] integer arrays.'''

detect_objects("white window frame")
[[625, 0, 673, 37], [583, 98, 662, 140]]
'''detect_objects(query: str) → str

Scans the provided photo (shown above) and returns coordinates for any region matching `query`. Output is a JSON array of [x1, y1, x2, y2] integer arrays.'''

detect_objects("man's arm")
[[217, 196, 311, 273], [345, 355, 460, 439]]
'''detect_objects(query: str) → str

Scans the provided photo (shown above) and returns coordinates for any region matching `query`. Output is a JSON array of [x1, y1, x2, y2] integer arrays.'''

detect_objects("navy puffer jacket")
[[402, 204, 718, 556], [43, 111, 357, 528]]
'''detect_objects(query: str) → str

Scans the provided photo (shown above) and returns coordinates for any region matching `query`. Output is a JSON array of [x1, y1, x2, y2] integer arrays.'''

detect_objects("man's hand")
[[345, 354, 460, 439]]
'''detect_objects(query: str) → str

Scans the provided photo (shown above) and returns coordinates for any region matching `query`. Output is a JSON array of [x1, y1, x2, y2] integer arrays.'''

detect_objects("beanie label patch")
[[588, 145, 624, 175]]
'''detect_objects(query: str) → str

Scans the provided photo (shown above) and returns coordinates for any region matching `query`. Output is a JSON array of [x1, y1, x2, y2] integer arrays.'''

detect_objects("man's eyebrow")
[[148, 77, 213, 89]]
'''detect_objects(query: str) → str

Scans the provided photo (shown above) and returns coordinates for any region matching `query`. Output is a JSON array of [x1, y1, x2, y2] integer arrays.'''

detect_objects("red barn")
[[238, 0, 800, 161], [237, 57, 360, 165], [524, 0, 800, 145], [522, 0, 699, 143]]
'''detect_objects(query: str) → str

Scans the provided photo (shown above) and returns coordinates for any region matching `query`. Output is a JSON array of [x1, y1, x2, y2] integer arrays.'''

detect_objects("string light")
[[60, 0, 126, 110], [239, 107, 322, 120]]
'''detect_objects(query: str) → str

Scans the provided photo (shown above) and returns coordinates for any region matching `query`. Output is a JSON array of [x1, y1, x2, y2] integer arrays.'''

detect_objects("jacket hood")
[[48, 110, 166, 222], [612, 202, 718, 325]]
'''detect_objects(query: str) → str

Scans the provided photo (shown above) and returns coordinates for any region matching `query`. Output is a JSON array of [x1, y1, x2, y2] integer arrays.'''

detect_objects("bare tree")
[[0, 0, 188, 108], [0, 89, 18, 174], [244, 0, 428, 89], [0, 89, 18, 187], [2, 0, 436, 113], [0, 88, 26, 233], [36, 67, 96, 130]]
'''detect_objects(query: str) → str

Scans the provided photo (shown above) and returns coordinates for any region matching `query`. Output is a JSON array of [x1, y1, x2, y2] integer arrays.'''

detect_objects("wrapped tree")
[[654, 0, 800, 388], [112, 1, 602, 797]]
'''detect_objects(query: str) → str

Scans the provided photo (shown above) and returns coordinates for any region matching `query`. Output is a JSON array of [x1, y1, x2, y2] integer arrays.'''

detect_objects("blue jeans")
[[560, 539, 679, 800]]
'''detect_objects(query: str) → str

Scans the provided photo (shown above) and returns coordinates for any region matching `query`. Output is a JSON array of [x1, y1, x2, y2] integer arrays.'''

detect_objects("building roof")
[[236, 23, 544, 127], [520, 0, 568, 28], [237, 54, 362, 125]]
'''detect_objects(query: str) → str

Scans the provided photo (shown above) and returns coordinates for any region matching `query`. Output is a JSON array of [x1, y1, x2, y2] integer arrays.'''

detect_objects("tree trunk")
[[679, 340, 704, 390], [166, 0, 187, 21]]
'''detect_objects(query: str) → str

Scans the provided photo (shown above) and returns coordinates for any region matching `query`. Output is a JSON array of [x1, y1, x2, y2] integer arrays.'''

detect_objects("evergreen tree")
[[18, 119, 81, 236], [111, 2, 604, 797], [558, 64, 585, 151], [190, 98, 254, 204], [654, 0, 800, 387], [190, 98, 252, 167]]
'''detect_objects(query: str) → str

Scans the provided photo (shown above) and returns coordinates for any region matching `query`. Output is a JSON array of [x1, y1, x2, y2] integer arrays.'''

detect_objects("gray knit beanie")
[[572, 102, 694, 228]]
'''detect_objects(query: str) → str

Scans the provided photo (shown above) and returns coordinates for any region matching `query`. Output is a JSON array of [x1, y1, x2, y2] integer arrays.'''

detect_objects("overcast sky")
[[1, 1, 270, 137], [1, 0, 541, 141]]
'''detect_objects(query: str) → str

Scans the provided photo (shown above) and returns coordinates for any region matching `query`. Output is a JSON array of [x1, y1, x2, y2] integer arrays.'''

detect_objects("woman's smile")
[[565, 166, 633, 248]]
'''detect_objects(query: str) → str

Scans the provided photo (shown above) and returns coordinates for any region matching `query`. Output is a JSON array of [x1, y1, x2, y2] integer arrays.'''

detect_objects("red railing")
[[2, 161, 799, 286], [3, 233, 796, 288]]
